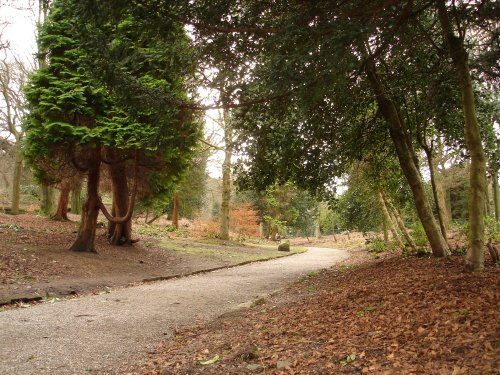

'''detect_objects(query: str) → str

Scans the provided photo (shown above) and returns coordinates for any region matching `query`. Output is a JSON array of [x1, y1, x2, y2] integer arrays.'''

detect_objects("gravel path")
[[0, 247, 348, 374]]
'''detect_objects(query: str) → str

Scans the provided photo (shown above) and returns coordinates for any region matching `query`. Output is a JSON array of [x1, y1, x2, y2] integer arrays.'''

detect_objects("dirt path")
[[0, 247, 348, 374]]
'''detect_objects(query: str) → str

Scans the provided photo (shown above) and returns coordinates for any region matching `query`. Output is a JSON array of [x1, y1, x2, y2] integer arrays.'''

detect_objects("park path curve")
[[0, 247, 348, 374]]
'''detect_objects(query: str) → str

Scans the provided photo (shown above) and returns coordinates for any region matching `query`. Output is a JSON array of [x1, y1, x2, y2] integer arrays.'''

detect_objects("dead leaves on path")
[[137, 255, 498, 374]]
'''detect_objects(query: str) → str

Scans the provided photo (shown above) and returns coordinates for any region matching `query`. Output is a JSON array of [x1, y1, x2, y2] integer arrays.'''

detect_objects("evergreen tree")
[[24, 1, 199, 251]]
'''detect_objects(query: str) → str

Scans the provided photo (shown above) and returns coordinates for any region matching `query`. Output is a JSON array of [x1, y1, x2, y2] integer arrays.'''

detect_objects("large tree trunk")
[[53, 183, 71, 221], [493, 171, 500, 222], [364, 60, 450, 257], [437, 1, 487, 271], [10, 142, 22, 215], [70, 147, 101, 252], [107, 158, 132, 245]]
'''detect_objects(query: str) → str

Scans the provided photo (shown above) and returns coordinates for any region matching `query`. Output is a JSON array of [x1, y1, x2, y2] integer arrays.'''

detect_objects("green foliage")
[[336, 188, 381, 233], [24, 0, 200, 210], [484, 217, 500, 242], [260, 183, 318, 237], [174, 151, 209, 219], [211, 201, 221, 219], [410, 222, 430, 248], [318, 207, 337, 235], [367, 237, 387, 254]]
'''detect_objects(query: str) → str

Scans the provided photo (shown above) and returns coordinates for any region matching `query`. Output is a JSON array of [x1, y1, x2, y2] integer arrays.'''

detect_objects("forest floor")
[[1, 212, 498, 374], [0, 212, 307, 305], [132, 246, 499, 374]]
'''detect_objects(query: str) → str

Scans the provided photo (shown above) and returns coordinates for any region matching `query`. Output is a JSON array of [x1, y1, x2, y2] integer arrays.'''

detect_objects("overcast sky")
[[1, 1, 38, 61]]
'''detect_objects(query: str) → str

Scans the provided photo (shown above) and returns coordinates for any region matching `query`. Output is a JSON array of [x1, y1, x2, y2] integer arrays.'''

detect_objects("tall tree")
[[0, 56, 28, 214], [24, 0, 199, 251], [188, 0, 497, 261], [436, 0, 493, 271]]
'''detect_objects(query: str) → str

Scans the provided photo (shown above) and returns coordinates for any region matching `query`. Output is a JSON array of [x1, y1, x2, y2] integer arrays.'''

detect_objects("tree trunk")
[[486, 238, 499, 264], [53, 183, 70, 221], [10, 141, 22, 215], [331, 216, 337, 242], [386, 198, 417, 251], [171, 193, 179, 229], [437, 1, 487, 271], [364, 60, 450, 257], [493, 171, 499, 222], [71, 182, 82, 215], [40, 183, 55, 216], [315, 217, 321, 238], [107, 158, 132, 246], [378, 192, 402, 246], [484, 176, 490, 217], [69, 147, 101, 252], [220, 106, 232, 240], [425, 148, 449, 239]]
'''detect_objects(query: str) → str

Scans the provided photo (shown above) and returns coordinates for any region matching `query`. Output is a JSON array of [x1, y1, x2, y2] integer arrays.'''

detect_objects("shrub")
[[367, 237, 386, 254]]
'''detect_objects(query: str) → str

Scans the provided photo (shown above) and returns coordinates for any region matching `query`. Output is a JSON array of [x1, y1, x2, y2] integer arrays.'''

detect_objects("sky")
[[0, 1, 38, 61]]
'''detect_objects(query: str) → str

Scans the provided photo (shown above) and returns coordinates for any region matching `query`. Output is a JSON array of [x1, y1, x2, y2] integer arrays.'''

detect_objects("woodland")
[[0, 0, 499, 373]]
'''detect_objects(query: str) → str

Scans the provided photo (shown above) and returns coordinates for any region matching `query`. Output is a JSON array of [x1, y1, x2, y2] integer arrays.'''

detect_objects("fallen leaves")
[[133, 253, 499, 374]]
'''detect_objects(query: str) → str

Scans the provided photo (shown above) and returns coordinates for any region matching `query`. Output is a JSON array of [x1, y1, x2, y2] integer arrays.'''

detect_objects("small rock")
[[278, 242, 290, 252]]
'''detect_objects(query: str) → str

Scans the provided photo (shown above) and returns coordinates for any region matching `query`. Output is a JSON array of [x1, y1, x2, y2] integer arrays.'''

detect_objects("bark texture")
[[437, 0, 487, 271], [70, 147, 101, 252], [220, 104, 232, 240], [53, 184, 70, 221], [387, 200, 417, 251], [107, 159, 132, 245]]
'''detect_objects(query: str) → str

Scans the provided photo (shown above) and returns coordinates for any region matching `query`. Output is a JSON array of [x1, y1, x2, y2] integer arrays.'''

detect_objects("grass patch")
[[160, 238, 306, 263]]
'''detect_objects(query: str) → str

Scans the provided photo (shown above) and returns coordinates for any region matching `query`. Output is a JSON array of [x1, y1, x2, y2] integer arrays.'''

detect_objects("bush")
[[367, 237, 387, 254]]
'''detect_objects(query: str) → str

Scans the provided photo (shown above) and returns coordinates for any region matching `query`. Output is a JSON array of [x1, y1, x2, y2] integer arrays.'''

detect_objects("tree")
[[436, 0, 494, 271], [24, 0, 199, 251], [188, 0, 497, 262], [0, 55, 29, 214]]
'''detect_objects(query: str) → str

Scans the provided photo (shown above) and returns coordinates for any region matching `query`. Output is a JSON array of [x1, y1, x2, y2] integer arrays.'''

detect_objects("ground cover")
[[0, 212, 302, 305], [132, 249, 498, 375]]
